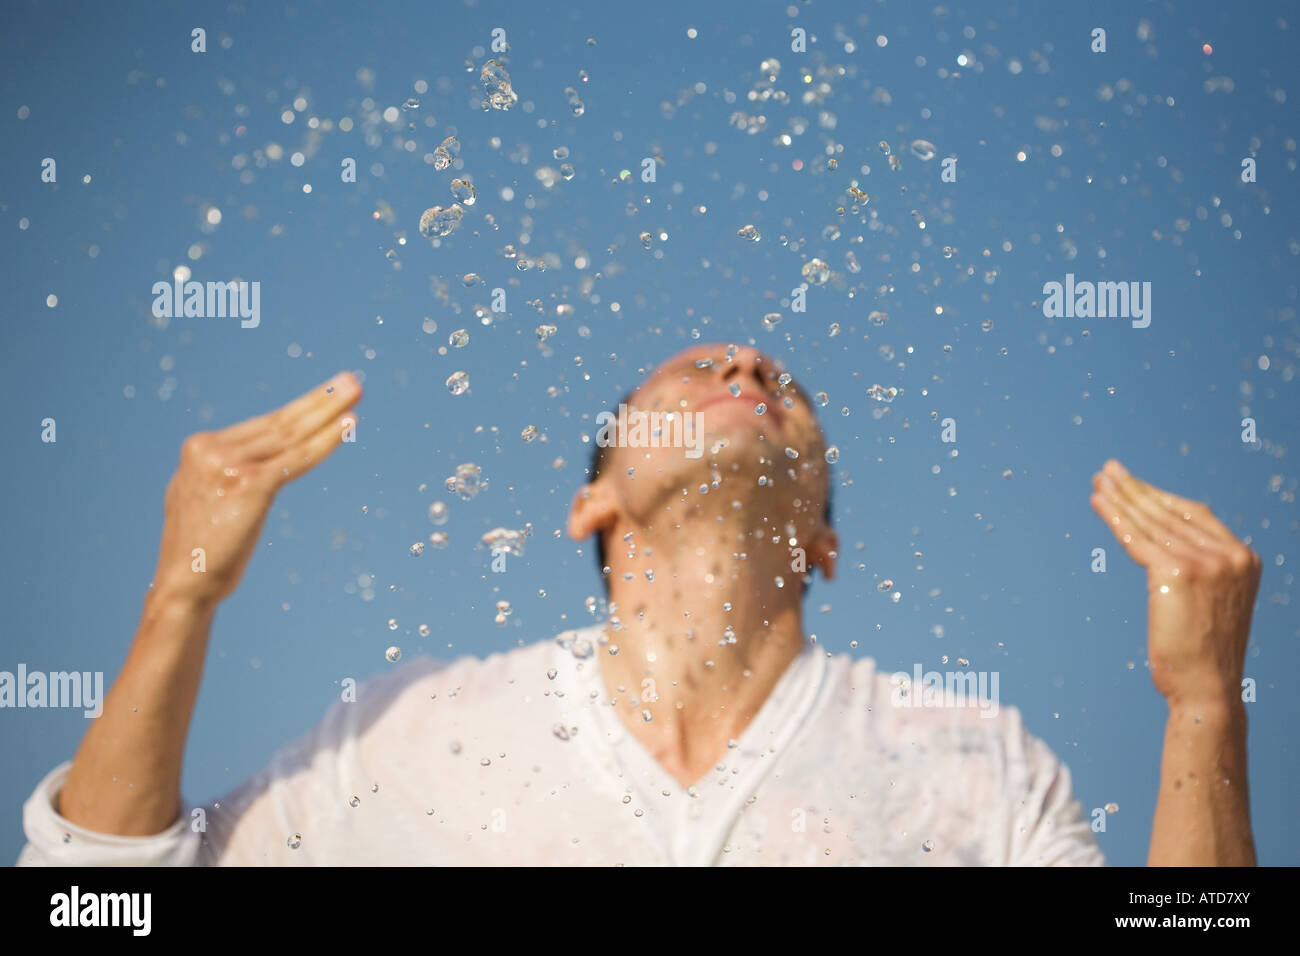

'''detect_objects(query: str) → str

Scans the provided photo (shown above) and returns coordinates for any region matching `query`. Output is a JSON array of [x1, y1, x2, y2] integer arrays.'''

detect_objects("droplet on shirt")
[[737, 224, 761, 242], [921, 839, 933, 853], [1104, 802, 1119, 814], [553, 723, 571, 741], [418, 624, 430, 637], [521, 424, 539, 442], [449, 328, 470, 348], [878, 579, 894, 591], [349, 795, 360, 808], [287, 833, 302, 849], [909, 139, 936, 161], [386, 645, 402, 662]]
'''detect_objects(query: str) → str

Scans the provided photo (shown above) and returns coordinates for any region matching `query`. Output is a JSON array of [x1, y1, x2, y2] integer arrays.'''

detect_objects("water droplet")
[[445, 370, 471, 395], [450, 179, 476, 205], [868, 310, 889, 327], [446, 463, 484, 500], [480, 757, 491, 766], [814, 391, 829, 407], [418, 624, 430, 637], [1104, 802, 1119, 814], [867, 384, 900, 403], [387, 618, 398, 630], [349, 795, 360, 807], [409, 541, 425, 556], [385, 645, 402, 662], [784, 447, 799, 459], [909, 139, 936, 161], [878, 579, 894, 591], [754, 402, 767, 415], [879, 140, 892, 155], [921, 839, 933, 853], [428, 500, 449, 525], [419, 204, 464, 239], [981, 319, 994, 332], [553, 723, 570, 740], [762, 312, 782, 331], [521, 424, 539, 442], [641, 709, 653, 722], [481, 527, 526, 557], [401, 97, 421, 111], [449, 328, 470, 348], [639, 231, 653, 249], [737, 224, 761, 242], [287, 833, 302, 849], [801, 258, 830, 285], [481, 60, 519, 110], [565, 86, 585, 116], [553, 146, 570, 160], [825, 446, 839, 463]]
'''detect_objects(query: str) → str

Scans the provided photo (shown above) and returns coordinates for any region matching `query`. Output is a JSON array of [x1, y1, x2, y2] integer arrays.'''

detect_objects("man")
[[17, 344, 1258, 865]]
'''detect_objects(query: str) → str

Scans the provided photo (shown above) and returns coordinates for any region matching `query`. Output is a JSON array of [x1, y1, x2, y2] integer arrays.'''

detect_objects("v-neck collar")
[[553, 627, 830, 865]]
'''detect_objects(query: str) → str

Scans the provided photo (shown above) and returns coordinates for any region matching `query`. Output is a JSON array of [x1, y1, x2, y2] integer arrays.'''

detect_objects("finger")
[[265, 412, 357, 487], [1108, 461, 1236, 546], [1099, 464, 1198, 554], [226, 372, 362, 458], [1090, 488, 1166, 569]]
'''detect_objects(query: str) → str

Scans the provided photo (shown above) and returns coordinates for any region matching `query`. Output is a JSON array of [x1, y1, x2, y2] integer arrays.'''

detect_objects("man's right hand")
[[53, 371, 362, 840], [152, 371, 363, 606]]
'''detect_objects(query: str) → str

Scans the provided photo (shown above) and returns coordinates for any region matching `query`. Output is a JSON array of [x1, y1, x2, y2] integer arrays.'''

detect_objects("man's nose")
[[720, 346, 774, 390]]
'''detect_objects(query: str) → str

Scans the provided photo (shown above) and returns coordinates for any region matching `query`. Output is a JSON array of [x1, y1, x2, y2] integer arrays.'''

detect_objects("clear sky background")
[[2, 0, 1296, 866]]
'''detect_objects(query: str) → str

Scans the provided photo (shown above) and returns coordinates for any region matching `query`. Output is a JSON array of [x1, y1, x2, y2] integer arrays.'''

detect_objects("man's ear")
[[805, 524, 839, 582], [568, 479, 620, 542]]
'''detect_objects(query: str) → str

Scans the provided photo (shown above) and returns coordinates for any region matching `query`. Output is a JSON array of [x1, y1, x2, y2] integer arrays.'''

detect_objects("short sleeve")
[[1001, 708, 1106, 867], [17, 762, 202, 867]]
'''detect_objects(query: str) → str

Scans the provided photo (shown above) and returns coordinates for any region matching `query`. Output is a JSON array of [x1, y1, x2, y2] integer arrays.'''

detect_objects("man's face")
[[599, 343, 832, 535]]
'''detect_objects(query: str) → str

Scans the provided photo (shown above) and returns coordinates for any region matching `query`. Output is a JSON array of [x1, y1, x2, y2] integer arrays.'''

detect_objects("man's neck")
[[595, 529, 808, 788]]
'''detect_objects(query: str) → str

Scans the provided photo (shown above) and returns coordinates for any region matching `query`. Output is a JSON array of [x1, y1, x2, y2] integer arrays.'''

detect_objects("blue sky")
[[2, 0, 1297, 866]]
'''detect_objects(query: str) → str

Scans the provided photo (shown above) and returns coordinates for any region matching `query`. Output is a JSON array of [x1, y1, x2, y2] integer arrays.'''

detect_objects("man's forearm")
[[57, 589, 216, 837], [1148, 699, 1255, 866]]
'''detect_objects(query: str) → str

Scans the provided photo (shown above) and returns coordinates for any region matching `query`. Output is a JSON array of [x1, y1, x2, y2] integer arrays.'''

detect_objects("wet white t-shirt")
[[18, 625, 1104, 866]]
